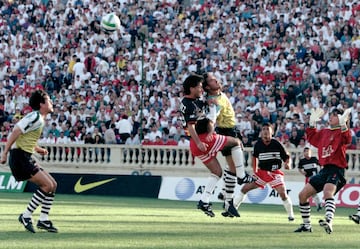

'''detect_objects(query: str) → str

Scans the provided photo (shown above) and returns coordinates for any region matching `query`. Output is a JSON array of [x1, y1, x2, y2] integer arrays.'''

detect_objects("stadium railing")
[[1, 143, 359, 180]]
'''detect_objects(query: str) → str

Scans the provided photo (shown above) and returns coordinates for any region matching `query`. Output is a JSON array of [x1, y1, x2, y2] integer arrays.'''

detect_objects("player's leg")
[[294, 183, 317, 232], [274, 183, 294, 221], [312, 193, 322, 211], [28, 169, 58, 232], [318, 182, 337, 234], [349, 202, 360, 224], [233, 181, 258, 209], [224, 137, 253, 184], [197, 158, 222, 217], [221, 156, 239, 217]]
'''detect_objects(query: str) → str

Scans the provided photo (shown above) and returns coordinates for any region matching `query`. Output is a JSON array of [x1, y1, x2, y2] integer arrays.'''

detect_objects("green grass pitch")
[[0, 192, 358, 249]]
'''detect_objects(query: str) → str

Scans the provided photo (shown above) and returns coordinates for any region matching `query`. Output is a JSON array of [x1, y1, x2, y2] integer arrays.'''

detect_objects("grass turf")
[[0, 192, 358, 249]]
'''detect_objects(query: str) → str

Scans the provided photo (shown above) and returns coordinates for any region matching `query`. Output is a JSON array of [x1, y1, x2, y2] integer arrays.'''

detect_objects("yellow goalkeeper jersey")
[[208, 92, 235, 128]]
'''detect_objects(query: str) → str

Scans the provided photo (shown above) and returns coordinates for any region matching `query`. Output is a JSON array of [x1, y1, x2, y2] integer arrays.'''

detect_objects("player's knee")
[[51, 181, 58, 192]]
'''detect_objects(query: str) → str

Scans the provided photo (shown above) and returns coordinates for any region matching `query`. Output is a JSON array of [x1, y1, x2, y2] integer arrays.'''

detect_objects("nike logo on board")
[[74, 177, 116, 193]]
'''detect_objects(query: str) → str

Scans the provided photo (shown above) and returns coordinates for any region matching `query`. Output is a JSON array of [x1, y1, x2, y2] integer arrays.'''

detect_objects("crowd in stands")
[[0, 0, 360, 150]]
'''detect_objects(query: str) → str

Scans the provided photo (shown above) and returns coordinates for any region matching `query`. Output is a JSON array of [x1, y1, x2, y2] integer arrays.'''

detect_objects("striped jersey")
[[13, 111, 43, 153], [298, 156, 319, 177], [253, 138, 290, 171]]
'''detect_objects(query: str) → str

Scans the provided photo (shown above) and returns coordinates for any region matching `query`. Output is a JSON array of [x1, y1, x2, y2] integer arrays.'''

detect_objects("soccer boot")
[[224, 199, 240, 217], [18, 214, 35, 233], [197, 200, 215, 217], [37, 220, 58, 233], [349, 214, 360, 224], [319, 219, 333, 234], [294, 223, 312, 233], [221, 211, 234, 218], [237, 172, 254, 185], [288, 216, 295, 222]]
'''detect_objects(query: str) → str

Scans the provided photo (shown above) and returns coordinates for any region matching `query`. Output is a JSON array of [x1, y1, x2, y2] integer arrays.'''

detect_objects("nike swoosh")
[[74, 177, 116, 193]]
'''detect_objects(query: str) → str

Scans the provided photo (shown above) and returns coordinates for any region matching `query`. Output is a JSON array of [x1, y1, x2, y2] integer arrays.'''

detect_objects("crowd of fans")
[[0, 0, 360, 150]]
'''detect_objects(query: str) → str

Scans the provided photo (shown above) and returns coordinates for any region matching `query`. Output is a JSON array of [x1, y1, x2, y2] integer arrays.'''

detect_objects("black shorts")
[[215, 127, 241, 157], [309, 164, 346, 194], [9, 149, 41, 181]]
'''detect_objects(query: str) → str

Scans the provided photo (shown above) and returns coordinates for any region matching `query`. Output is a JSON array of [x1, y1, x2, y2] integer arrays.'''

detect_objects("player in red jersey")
[[294, 108, 351, 234]]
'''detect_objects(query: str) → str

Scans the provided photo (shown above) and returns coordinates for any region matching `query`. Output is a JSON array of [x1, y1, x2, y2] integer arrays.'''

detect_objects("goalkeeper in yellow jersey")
[[202, 72, 253, 217]]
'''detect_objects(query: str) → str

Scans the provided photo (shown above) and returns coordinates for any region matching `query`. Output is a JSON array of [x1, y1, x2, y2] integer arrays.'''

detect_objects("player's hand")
[[309, 108, 324, 127], [37, 148, 48, 156], [338, 108, 351, 126], [196, 142, 208, 152], [0, 151, 7, 164]]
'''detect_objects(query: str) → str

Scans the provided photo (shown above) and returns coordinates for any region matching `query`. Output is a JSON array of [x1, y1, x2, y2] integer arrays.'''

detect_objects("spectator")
[[104, 124, 117, 162]]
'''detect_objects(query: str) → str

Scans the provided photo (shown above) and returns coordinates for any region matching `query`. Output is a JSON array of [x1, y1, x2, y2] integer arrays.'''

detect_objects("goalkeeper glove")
[[338, 108, 351, 126], [309, 108, 324, 127]]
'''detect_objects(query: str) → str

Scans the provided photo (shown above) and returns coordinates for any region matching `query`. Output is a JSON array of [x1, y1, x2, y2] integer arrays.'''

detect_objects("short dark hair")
[[29, 90, 48, 110], [202, 72, 210, 90], [195, 117, 211, 134], [182, 74, 203, 95]]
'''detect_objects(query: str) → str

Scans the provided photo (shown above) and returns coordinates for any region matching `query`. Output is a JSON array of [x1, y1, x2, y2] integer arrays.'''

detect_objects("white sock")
[[39, 213, 48, 221], [201, 174, 220, 203], [231, 146, 245, 178], [234, 191, 247, 209], [283, 197, 294, 218], [22, 210, 32, 218], [313, 194, 321, 206]]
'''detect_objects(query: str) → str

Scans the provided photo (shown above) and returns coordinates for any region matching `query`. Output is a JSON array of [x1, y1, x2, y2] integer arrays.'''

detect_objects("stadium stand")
[[0, 0, 359, 153]]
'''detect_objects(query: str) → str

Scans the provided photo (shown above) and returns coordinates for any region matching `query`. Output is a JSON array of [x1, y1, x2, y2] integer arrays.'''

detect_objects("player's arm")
[[187, 122, 207, 152], [298, 167, 306, 176], [281, 145, 291, 170], [0, 126, 22, 164], [283, 153, 291, 170], [252, 156, 258, 173], [35, 145, 48, 155]]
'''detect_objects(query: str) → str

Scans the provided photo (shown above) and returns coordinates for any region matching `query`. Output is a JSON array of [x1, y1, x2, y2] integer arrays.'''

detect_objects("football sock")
[[201, 174, 219, 203], [324, 198, 335, 222], [23, 189, 47, 218], [299, 202, 311, 225], [224, 170, 236, 200], [313, 194, 321, 207], [234, 191, 247, 209], [39, 192, 55, 221], [220, 169, 227, 195], [231, 146, 245, 178], [283, 197, 294, 218]]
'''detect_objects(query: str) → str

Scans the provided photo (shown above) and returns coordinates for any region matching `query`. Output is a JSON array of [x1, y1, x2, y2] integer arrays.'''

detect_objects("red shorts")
[[253, 169, 285, 189], [190, 133, 227, 164]]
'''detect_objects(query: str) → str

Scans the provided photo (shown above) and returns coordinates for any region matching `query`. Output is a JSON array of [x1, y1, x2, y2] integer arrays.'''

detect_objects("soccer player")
[[298, 147, 322, 211], [233, 122, 295, 221], [294, 108, 351, 234], [0, 90, 58, 233], [179, 74, 242, 217], [202, 72, 253, 215]]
